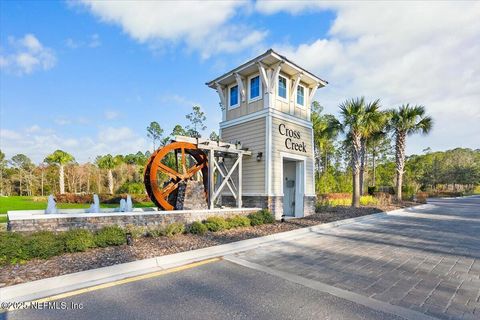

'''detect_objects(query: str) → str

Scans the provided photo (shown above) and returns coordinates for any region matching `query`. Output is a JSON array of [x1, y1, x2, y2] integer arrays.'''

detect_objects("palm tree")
[[359, 100, 385, 195], [44, 150, 75, 194], [339, 97, 384, 207], [339, 97, 366, 207], [312, 102, 342, 175], [388, 104, 433, 201], [95, 154, 119, 194]]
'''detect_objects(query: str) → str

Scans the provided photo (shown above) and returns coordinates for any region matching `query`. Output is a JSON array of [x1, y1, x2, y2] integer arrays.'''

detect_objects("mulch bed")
[[0, 202, 416, 288]]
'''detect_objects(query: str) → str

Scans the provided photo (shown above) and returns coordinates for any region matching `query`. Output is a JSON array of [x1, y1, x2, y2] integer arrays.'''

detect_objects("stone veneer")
[[7, 208, 261, 233], [221, 195, 316, 220]]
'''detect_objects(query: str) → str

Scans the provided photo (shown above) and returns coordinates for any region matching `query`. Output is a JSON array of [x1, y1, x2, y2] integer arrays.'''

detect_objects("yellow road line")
[[2, 257, 220, 312]]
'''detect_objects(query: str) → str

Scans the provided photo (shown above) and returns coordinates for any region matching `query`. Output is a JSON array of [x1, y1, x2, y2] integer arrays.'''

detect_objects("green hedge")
[[204, 216, 230, 232], [64, 229, 96, 252], [248, 209, 274, 226], [188, 221, 207, 235], [27, 231, 64, 259], [0, 210, 275, 265], [94, 226, 126, 247]]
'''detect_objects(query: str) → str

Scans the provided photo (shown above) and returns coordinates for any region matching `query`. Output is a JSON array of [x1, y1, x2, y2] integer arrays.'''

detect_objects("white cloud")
[[0, 126, 149, 163], [0, 34, 56, 75], [258, 1, 480, 154], [77, 0, 266, 57], [160, 94, 200, 108], [65, 33, 102, 49], [104, 110, 119, 120]]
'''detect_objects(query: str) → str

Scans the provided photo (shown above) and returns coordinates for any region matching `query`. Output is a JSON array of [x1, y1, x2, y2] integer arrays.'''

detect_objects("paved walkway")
[[232, 196, 480, 320]]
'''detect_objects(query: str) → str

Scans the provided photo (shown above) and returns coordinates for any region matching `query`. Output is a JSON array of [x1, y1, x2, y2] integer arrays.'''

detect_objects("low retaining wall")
[[7, 208, 261, 232]]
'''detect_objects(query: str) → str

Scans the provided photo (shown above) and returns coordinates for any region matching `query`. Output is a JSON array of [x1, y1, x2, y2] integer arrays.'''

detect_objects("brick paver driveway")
[[232, 196, 480, 320]]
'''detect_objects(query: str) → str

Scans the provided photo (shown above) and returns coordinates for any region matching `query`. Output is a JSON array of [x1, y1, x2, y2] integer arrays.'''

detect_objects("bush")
[[165, 222, 185, 237], [227, 215, 251, 228], [188, 221, 208, 235], [116, 182, 145, 194], [259, 209, 274, 224], [248, 209, 274, 226], [416, 192, 428, 204], [63, 229, 96, 252], [204, 216, 229, 232], [146, 225, 166, 237], [26, 231, 65, 259], [124, 224, 146, 239], [94, 225, 126, 247], [359, 195, 378, 206], [0, 232, 29, 265], [375, 192, 393, 206]]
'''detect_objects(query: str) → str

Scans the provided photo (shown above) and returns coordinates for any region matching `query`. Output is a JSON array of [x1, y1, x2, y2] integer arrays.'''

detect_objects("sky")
[[1, 0, 479, 163]]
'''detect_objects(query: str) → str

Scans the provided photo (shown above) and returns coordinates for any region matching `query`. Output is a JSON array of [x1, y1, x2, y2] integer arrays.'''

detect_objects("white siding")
[[220, 117, 266, 194], [270, 116, 314, 195]]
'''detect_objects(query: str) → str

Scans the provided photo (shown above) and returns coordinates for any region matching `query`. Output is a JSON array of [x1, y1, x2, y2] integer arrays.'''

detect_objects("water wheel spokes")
[[144, 141, 208, 210]]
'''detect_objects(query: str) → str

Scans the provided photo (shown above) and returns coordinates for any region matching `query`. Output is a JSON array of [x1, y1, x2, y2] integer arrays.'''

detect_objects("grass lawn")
[[0, 196, 155, 222]]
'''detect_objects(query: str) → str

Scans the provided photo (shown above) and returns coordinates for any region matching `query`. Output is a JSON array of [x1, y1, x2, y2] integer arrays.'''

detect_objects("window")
[[229, 85, 239, 108], [278, 75, 287, 99], [249, 75, 260, 100], [297, 85, 305, 106]]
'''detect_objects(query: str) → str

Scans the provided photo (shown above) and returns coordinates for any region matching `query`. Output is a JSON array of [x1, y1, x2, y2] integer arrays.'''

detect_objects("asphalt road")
[[4, 259, 400, 320], [4, 196, 479, 320]]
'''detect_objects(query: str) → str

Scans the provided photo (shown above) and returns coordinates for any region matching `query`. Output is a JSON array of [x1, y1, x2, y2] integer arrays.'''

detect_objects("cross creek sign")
[[278, 123, 307, 153]]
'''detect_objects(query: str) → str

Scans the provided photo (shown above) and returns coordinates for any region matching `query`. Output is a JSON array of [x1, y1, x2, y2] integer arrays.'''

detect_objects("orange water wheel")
[[144, 141, 208, 210]]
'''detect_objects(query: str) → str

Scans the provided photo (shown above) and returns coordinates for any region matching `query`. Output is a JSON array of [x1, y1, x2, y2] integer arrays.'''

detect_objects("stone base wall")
[[8, 208, 260, 233], [304, 196, 316, 217], [176, 180, 208, 210], [222, 195, 316, 220]]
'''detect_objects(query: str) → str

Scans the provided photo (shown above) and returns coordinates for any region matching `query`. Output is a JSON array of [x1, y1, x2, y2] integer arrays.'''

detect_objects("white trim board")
[[220, 108, 312, 129]]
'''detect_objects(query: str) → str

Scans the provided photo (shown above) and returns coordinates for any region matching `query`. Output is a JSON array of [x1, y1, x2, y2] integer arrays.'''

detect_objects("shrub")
[[227, 215, 251, 228], [94, 225, 126, 247], [146, 225, 166, 237], [26, 231, 65, 259], [248, 212, 264, 226], [204, 216, 229, 232], [165, 222, 185, 237], [116, 182, 145, 194], [248, 209, 274, 226], [188, 221, 207, 235], [259, 209, 275, 224], [416, 192, 428, 204], [63, 229, 96, 252], [124, 224, 146, 239], [375, 192, 393, 206], [359, 195, 378, 206], [0, 232, 29, 265]]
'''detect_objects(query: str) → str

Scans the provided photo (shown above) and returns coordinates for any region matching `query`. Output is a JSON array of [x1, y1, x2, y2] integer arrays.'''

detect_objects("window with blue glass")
[[297, 85, 305, 106], [229, 85, 238, 107], [250, 76, 260, 100], [278, 76, 287, 99]]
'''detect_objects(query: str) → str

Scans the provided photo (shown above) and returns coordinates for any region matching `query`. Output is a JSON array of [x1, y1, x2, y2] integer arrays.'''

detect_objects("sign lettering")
[[278, 123, 307, 153]]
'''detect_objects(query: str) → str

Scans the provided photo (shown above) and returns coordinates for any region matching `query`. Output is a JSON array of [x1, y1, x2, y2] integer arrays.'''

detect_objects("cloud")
[[65, 33, 101, 49], [160, 94, 201, 108], [0, 126, 149, 163], [0, 34, 56, 75], [77, 0, 266, 58], [258, 1, 480, 154], [104, 110, 119, 120]]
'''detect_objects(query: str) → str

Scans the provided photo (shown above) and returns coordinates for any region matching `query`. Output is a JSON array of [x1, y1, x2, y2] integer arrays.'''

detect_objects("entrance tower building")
[[206, 49, 327, 219]]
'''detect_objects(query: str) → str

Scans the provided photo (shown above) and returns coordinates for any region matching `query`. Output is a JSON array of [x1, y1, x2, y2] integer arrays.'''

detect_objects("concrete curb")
[[0, 204, 430, 303]]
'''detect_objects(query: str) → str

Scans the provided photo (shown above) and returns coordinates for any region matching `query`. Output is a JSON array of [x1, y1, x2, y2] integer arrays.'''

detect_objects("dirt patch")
[[0, 202, 416, 288]]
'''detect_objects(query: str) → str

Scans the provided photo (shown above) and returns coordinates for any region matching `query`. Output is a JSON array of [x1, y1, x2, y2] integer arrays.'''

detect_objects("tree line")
[[1, 102, 479, 206], [0, 105, 216, 197], [313, 98, 479, 206]]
